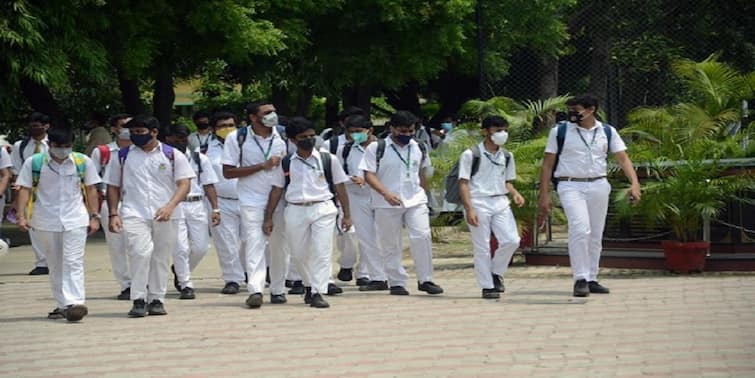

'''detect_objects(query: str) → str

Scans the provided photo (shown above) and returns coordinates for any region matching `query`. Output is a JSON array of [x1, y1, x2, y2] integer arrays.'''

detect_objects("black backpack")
[[444, 145, 510, 204], [281, 151, 336, 198]]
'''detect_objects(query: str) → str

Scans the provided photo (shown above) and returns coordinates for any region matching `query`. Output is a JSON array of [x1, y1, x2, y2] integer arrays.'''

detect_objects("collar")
[[569, 119, 602, 131], [295, 149, 320, 161], [386, 136, 414, 149]]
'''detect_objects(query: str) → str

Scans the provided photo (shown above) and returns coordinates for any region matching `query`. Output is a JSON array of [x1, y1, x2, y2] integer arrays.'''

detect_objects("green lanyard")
[[390, 144, 412, 171]]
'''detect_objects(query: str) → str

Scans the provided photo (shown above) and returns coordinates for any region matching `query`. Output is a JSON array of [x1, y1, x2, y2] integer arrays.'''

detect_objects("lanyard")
[[483, 151, 504, 167], [296, 155, 321, 171], [253, 135, 274, 160], [196, 133, 210, 145], [390, 144, 412, 170], [576, 127, 598, 150]]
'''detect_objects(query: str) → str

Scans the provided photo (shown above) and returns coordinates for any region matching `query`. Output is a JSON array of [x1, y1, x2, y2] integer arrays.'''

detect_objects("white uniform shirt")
[[11, 137, 48, 175], [187, 150, 219, 196], [334, 141, 371, 196], [459, 142, 517, 198], [0, 147, 11, 169], [187, 131, 215, 152], [359, 138, 431, 209], [221, 127, 287, 208], [545, 121, 626, 178], [206, 139, 238, 199], [105, 143, 195, 220], [271, 149, 349, 203], [16, 152, 101, 231]]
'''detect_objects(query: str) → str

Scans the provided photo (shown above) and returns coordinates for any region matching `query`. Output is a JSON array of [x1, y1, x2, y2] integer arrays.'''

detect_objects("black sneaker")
[[356, 277, 370, 287], [246, 293, 263, 308], [417, 281, 444, 295], [588, 281, 610, 294], [482, 288, 500, 299], [63, 304, 88, 322], [390, 286, 409, 295], [179, 287, 195, 300], [171, 265, 180, 292], [288, 281, 305, 295], [310, 293, 330, 308], [326, 283, 343, 296], [359, 280, 389, 291], [221, 282, 240, 295], [270, 294, 287, 304], [147, 300, 167, 315], [337, 268, 353, 282], [128, 299, 147, 317], [492, 274, 505, 293], [304, 287, 312, 304], [117, 287, 131, 301], [573, 279, 590, 297], [285, 280, 293, 288], [29, 266, 49, 275], [47, 307, 65, 320]]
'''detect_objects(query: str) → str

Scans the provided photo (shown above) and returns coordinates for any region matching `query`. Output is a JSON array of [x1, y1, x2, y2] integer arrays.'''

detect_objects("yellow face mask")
[[215, 127, 235, 140]]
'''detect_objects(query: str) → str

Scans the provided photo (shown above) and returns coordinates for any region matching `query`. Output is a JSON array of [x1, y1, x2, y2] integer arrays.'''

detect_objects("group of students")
[[1, 93, 641, 322]]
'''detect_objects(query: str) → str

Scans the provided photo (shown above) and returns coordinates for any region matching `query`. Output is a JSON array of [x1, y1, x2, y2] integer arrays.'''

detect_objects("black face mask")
[[567, 111, 583, 124], [196, 123, 210, 130], [296, 137, 316, 150]]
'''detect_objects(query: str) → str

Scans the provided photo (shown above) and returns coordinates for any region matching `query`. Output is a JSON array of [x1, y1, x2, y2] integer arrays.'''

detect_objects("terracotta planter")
[[661, 240, 709, 273]]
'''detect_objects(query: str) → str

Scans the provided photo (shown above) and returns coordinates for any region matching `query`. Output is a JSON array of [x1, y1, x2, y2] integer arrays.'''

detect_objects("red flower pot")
[[661, 240, 709, 273]]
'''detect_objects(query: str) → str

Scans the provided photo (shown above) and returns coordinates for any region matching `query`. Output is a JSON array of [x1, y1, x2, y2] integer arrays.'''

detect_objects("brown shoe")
[[63, 304, 88, 322]]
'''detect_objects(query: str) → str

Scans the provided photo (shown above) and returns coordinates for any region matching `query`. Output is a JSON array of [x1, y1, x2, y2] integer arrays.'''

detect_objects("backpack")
[[374, 138, 427, 173], [237, 126, 248, 163], [444, 145, 511, 204], [27, 152, 88, 219], [551, 121, 613, 190], [117, 144, 175, 187], [281, 151, 336, 199], [191, 151, 202, 184], [96, 144, 111, 176], [328, 135, 339, 155]]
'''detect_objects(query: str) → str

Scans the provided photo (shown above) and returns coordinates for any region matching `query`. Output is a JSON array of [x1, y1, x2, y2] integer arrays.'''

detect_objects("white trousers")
[[465, 196, 520, 289], [557, 179, 611, 282], [336, 204, 365, 277], [34, 228, 87, 308], [29, 229, 47, 268], [122, 217, 178, 303], [349, 191, 384, 280], [374, 205, 434, 287], [267, 209, 290, 295], [285, 201, 337, 295], [101, 204, 130, 290], [211, 198, 246, 284], [240, 206, 268, 294], [174, 201, 210, 289]]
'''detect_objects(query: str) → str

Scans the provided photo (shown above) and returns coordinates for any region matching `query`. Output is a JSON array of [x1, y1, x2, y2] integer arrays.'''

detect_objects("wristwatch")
[[90, 213, 101, 220], [212, 209, 221, 214]]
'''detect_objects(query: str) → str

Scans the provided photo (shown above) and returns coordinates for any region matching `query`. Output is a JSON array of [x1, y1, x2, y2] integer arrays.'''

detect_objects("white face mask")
[[118, 128, 131, 140], [261, 112, 278, 128], [50, 147, 72, 160], [491, 130, 508, 146]]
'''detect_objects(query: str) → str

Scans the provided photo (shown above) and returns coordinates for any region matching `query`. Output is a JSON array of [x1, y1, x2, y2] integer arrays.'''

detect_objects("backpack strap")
[[28, 153, 46, 218], [328, 136, 339, 155], [19, 137, 31, 162], [417, 140, 427, 167], [237, 126, 248, 164], [192, 151, 202, 184], [341, 141, 354, 175], [320, 151, 335, 198], [469, 144, 481, 177], [603, 123, 613, 153], [282, 153, 293, 189], [375, 138, 386, 172], [96, 145, 110, 174]]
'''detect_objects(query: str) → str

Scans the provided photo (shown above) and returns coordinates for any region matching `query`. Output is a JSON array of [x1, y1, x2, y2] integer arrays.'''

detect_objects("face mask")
[[441, 122, 453, 133], [130, 133, 153, 147], [350, 131, 368, 144], [215, 127, 234, 141], [395, 134, 413, 145], [196, 122, 210, 130], [29, 127, 46, 137], [567, 111, 583, 124], [118, 128, 131, 140], [261, 112, 278, 128], [296, 137, 316, 151], [49, 147, 72, 160], [491, 130, 509, 146]]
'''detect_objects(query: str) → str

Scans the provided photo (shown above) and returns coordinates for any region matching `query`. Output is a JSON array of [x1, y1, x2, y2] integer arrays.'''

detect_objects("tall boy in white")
[[458, 116, 525, 299], [106, 115, 194, 317], [15, 127, 101, 322]]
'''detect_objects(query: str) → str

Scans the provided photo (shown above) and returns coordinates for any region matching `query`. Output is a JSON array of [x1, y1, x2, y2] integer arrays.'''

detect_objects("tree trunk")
[[117, 70, 145, 115], [294, 87, 313, 117], [385, 81, 421, 116], [325, 97, 339, 128], [152, 65, 175, 132], [20, 77, 65, 128], [588, 31, 610, 107], [538, 55, 559, 99]]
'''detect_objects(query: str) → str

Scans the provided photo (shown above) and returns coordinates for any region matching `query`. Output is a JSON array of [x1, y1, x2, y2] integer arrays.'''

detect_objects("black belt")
[[184, 195, 204, 202], [218, 196, 238, 200], [557, 176, 606, 182]]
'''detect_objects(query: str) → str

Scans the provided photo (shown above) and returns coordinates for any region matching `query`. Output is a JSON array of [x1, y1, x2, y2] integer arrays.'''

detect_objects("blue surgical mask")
[[441, 122, 453, 132], [130, 133, 153, 147], [395, 134, 413, 145], [350, 132, 368, 144]]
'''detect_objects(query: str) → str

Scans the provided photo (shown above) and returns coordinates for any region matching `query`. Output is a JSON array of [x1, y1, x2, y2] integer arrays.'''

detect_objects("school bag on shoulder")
[[27, 152, 88, 219], [191, 151, 202, 184], [550, 121, 613, 190], [443, 145, 511, 204], [374, 138, 427, 173], [96, 144, 111, 175], [236, 126, 248, 163], [281, 151, 336, 199]]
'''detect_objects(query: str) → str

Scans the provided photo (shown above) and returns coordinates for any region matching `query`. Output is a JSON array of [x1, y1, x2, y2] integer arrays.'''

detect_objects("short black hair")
[[566, 94, 599, 111], [210, 111, 238, 128], [27, 112, 50, 124], [192, 110, 211, 121], [108, 114, 131, 128], [171, 123, 190, 137], [481, 115, 509, 129], [338, 106, 366, 122], [285, 116, 315, 139], [246, 100, 273, 116], [125, 114, 160, 130], [390, 111, 418, 127], [345, 114, 372, 130], [47, 127, 74, 145]]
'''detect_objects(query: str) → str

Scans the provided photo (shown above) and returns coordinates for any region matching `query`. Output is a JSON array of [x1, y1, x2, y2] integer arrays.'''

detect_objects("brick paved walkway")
[[1, 239, 754, 377]]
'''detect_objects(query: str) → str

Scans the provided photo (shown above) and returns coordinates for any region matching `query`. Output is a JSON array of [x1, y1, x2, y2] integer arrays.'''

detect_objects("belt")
[[218, 196, 238, 200], [557, 176, 606, 182], [184, 195, 204, 202], [289, 200, 327, 207]]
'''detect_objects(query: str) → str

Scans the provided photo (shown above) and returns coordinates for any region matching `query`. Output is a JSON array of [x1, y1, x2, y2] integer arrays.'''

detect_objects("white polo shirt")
[[16, 152, 101, 231], [105, 143, 195, 220], [359, 138, 430, 209], [459, 143, 517, 198], [271, 150, 349, 204], [221, 127, 287, 208], [333, 141, 371, 196], [11, 137, 48, 175], [545, 121, 626, 178], [187, 149, 219, 196], [187, 131, 215, 152], [0, 147, 11, 170], [206, 139, 238, 199]]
